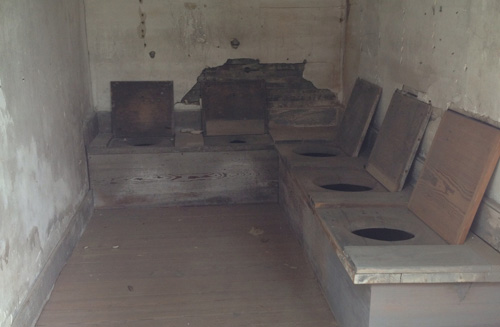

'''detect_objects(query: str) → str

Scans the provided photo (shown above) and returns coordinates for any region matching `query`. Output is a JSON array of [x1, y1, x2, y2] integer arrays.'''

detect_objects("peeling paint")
[[182, 5, 207, 45], [28, 228, 41, 251], [0, 1, 93, 324], [86, 0, 342, 109], [12, 138, 73, 245]]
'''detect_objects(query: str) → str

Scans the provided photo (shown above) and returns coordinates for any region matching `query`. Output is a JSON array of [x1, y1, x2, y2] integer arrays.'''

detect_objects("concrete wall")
[[84, 0, 345, 112], [0, 0, 93, 326], [343, 0, 500, 203]]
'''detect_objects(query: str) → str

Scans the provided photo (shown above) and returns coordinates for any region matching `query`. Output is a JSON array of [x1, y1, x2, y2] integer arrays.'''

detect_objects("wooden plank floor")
[[36, 204, 338, 327]]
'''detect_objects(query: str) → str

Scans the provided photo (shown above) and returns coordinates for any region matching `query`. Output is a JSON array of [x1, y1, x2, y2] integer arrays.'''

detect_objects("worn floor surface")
[[36, 203, 338, 327]]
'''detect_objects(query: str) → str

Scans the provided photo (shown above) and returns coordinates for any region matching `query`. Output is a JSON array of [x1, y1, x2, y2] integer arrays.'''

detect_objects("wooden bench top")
[[339, 235, 500, 284]]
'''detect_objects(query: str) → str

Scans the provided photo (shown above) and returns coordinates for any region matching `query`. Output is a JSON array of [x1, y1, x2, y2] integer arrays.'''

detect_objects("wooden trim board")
[[12, 191, 94, 327], [409, 110, 500, 244]]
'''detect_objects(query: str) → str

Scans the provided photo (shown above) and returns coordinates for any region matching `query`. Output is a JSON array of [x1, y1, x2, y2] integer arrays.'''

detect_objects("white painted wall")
[[343, 0, 500, 202], [0, 0, 93, 325], [84, 0, 345, 112]]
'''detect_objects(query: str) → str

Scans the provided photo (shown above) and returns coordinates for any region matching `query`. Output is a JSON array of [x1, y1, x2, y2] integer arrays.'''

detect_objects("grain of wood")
[[337, 78, 382, 157], [409, 110, 500, 244], [36, 204, 338, 327], [89, 150, 278, 208], [111, 81, 174, 138], [365, 90, 431, 192]]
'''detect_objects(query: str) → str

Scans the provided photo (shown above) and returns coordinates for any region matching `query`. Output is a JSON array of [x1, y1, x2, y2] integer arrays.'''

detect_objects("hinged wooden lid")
[[201, 80, 267, 136], [338, 78, 382, 157], [408, 110, 500, 244], [111, 81, 174, 138], [366, 90, 431, 192]]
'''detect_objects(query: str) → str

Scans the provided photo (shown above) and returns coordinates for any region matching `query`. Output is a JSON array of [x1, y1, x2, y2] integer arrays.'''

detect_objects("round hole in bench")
[[319, 183, 373, 192], [352, 228, 415, 242], [230, 139, 246, 144], [126, 138, 162, 146], [301, 152, 336, 157], [293, 145, 340, 158]]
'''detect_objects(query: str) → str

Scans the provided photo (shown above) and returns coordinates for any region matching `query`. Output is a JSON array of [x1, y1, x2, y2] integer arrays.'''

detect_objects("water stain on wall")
[[184, 2, 197, 10], [0, 240, 9, 270], [181, 2, 207, 47], [0, 78, 14, 211], [29, 227, 41, 251], [0, 79, 6, 110], [137, 7, 147, 47]]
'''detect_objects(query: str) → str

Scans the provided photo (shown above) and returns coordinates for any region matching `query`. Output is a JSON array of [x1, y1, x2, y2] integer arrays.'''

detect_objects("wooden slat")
[[310, 187, 411, 209], [174, 133, 204, 147], [472, 197, 500, 252], [337, 78, 382, 157], [269, 126, 337, 142], [89, 150, 278, 207], [344, 235, 500, 275], [409, 110, 500, 244], [205, 119, 266, 135], [370, 283, 500, 327], [365, 90, 431, 192], [36, 204, 337, 327]]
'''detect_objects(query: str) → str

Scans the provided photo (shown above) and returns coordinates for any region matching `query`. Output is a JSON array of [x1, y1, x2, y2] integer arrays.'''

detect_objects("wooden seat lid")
[[111, 81, 174, 138], [408, 110, 500, 244], [201, 80, 267, 136], [337, 78, 382, 157], [365, 90, 432, 192]]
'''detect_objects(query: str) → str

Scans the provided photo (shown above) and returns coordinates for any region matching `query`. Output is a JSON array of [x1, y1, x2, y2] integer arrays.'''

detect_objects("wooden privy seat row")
[[276, 78, 500, 327]]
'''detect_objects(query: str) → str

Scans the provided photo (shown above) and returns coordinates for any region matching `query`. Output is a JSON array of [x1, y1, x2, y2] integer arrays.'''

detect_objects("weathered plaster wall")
[[84, 0, 344, 112], [0, 0, 93, 325], [343, 0, 500, 202]]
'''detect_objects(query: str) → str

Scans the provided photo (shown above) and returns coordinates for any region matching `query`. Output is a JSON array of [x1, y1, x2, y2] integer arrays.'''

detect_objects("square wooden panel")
[[408, 110, 500, 244], [201, 80, 267, 136], [111, 81, 173, 138], [337, 78, 382, 157], [365, 90, 431, 192]]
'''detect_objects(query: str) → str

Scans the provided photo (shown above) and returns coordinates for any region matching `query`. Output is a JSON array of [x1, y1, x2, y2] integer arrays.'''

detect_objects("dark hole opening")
[[299, 152, 337, 158], [132, 143, 155, 147], [230, 140, 246, 144], [293, 146, 340, 158], [319, 183, 373, 192], [352, 228, 415, 242], [125, 138, 161, 147]]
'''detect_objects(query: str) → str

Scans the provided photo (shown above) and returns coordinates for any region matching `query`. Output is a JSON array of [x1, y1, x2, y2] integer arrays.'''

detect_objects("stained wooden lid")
[[111, 81, 174, 138], [366, 90, 431, 192], [338, 78, 382, 157], [201, 80, 267, 136], [408, 110, 500, 244]]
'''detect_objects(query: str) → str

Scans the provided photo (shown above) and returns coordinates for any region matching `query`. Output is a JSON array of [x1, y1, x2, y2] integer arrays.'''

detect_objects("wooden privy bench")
[[277, 109, 500, 327]]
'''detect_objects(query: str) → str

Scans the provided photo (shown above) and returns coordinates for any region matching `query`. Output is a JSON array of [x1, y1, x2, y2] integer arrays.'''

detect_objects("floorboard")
[[36, 204, 337, 327]]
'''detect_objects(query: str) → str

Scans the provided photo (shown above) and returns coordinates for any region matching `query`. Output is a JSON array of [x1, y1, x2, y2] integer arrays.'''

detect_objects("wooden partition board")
[[408, 110, 500, 245], [366, 90, 431, 192], [337, 78, 382, 157], [201, 80, 267, 136], [111, 81, 174, 138]]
